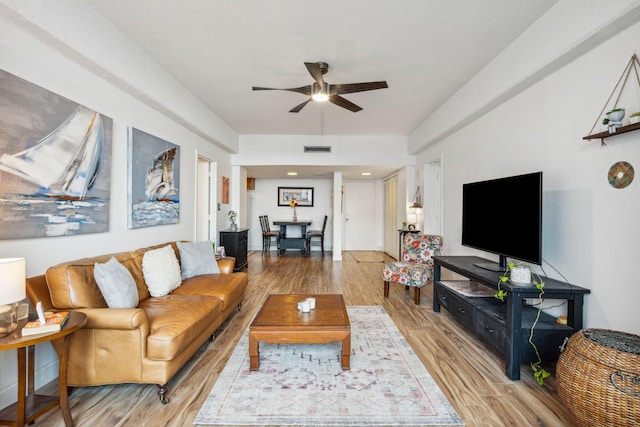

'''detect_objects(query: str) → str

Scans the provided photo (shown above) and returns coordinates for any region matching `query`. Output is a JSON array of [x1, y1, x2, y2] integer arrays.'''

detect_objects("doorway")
[[196, 157, 217, 241], [343, 180, 377, 250]]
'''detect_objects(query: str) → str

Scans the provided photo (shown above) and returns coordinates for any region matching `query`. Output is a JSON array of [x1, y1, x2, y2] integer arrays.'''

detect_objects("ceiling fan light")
[[312, 83, 329, 102], [312, 93, 329, 102]]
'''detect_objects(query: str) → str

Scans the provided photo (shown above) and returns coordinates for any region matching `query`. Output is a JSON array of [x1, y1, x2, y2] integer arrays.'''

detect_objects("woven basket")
[[556, 329, 640, 427]]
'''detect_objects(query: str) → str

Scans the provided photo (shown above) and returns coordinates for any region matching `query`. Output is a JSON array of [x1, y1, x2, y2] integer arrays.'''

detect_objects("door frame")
[[195, 155, 217, 241]]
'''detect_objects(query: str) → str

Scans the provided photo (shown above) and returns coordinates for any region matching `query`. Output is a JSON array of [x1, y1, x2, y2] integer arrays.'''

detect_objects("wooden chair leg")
[[383, 281, 389, 298], [414, 287, 420, 305]]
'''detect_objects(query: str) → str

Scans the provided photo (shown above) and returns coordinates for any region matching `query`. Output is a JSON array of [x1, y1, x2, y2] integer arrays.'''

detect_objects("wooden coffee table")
[[249, 294, 351, 370]]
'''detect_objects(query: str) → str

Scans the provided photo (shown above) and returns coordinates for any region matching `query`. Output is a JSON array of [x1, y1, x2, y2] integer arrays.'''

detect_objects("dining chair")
[[306, 215, 328, 254], [259, 215, 279, 254], [382, 233, 443, 304]]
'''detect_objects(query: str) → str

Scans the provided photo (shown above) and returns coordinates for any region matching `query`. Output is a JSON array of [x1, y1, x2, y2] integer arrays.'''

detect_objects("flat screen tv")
[[462, 171, 542, 271]]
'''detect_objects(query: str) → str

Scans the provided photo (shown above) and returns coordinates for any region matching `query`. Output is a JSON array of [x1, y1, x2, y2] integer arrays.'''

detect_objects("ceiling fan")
[[252, 62, 388, 113]]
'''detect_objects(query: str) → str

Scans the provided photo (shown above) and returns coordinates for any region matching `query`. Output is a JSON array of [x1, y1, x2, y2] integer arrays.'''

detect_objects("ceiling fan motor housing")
[[316, 62, 329, 75]]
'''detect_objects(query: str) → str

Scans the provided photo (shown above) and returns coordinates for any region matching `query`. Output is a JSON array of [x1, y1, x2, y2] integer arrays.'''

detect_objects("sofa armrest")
[[77, 307, 149, 330], [217, 257, 236, 274], [26, 274, 54, 311]]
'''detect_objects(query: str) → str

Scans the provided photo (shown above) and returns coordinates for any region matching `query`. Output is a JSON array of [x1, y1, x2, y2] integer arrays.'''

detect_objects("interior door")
[[343, 181, 377, 250]]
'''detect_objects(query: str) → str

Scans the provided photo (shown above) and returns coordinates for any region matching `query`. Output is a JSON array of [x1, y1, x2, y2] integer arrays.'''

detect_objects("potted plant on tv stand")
[[495, 262, 550, 385]]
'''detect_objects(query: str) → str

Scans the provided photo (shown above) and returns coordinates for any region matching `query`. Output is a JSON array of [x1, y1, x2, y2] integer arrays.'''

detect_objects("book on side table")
[[22, 311, 69, 336]]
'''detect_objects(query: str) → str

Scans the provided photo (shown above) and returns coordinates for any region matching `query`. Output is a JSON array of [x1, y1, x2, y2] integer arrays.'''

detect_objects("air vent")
[[304, 146, 331, 153]]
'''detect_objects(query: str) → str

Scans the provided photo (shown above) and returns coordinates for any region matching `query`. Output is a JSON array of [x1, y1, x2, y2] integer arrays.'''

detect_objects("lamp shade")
[[0, 258, 26, 305]]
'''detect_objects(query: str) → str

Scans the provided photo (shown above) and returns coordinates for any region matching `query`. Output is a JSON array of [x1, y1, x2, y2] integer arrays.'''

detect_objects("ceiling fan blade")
[[329, 95, 362, 112], [252, 85, 311, 96], [304, 62, 325, 87], [289, 98, 312, 113], [330, 81, 388, 95]]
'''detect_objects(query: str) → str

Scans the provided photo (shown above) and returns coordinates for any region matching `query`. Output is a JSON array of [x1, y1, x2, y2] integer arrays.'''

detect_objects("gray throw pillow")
[[94, 257, 139, 308], [177, 241, 220, 279]]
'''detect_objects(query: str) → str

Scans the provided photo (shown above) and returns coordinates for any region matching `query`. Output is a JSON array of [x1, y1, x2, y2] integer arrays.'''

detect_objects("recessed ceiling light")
[[361, 172, 372, 176], [287, 172, 298, 176]]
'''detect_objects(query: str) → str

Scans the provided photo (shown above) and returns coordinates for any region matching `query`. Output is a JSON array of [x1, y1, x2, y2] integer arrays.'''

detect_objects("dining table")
[[272, 219, 312, 255]]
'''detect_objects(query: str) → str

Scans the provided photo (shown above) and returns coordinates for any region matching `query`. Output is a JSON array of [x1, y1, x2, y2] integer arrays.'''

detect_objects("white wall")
[[236, 134, 412, 167], [247, 178, 335, 252], [413, 8, 640, 335], [236, 134, 413, 256], [0, 10, 236, 409]]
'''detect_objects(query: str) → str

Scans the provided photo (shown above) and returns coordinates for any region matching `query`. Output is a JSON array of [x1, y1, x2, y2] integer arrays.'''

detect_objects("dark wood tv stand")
[[433, 256, 590, 380]]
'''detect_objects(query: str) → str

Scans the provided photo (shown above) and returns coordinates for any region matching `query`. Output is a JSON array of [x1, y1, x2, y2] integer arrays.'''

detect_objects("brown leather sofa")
[[26, 242, 248, 404]]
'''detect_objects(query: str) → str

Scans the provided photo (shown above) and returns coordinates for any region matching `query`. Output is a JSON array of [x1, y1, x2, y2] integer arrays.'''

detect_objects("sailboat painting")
[[128, 128, 180, 228], [0, 69, 112, 239]]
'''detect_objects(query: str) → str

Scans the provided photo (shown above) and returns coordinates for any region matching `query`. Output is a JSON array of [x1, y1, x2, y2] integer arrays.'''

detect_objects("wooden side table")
[[0, 311, 87, 427]]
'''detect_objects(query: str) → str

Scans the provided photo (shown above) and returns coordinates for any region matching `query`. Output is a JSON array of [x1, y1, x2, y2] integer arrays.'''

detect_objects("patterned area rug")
[[194, 306, 463, 426], [350, 251, 386, 263]]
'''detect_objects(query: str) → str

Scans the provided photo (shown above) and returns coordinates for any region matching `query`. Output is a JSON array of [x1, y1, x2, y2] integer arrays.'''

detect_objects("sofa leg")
[[157, 383, 169, 404], [237, 303, 243, 312], [209, 332, 216, 342], [414, 287, 420, 305], [383, 281, 389, 298]]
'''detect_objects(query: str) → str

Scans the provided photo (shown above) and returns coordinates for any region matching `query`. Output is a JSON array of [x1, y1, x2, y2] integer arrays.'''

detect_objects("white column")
[[332, 171, 342, 261]]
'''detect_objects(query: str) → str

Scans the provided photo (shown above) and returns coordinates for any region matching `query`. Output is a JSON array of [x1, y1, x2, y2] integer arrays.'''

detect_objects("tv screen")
[[462, 172, 542, 270]]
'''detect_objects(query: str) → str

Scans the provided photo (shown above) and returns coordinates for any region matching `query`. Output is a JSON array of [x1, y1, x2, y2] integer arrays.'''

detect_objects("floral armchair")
[[382, 233, 443, 304]]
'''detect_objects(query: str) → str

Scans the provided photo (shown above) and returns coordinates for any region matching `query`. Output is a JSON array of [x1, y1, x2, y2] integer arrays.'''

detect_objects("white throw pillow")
[[94, 257, 139, 308], [142, 245, 182, 297], [177, 241, 220, 280]]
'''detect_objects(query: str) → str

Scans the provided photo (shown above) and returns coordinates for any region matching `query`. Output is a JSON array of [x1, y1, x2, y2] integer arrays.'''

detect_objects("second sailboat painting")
[[0, 69, 113, 239], [127, 127, 180, 228]]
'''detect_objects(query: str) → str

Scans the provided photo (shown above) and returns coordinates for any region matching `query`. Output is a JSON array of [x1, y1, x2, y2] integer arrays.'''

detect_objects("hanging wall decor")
[[584, 54, 640, 145], [222, 177, 230, 204], [607, 161, 634, 189], [0, 69, 113, 239], [128, 127, 180, 228]]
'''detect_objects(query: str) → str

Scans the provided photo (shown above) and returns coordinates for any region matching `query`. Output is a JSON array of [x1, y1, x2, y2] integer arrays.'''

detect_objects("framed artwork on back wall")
[[277, 187, 314, 207]]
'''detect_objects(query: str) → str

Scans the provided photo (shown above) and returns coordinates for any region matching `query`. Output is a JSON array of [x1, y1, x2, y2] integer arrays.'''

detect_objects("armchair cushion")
[[383, 261, 432, 288]]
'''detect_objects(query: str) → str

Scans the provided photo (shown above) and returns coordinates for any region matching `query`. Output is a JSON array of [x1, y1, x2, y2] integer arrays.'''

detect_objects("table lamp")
[[0, 258, 26, 338]]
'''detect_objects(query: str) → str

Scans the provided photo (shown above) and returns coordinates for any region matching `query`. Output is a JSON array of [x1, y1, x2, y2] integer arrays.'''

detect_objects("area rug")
[[194, 306, 463, 426], [350, 251, 386, 263]]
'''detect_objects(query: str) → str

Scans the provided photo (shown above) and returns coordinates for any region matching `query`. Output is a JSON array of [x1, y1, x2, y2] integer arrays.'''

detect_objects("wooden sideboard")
[[219, 228, 248, 271]]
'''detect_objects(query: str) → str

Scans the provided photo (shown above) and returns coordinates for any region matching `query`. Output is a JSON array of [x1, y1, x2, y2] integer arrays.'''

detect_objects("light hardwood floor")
[[34, 250, 576, 426]]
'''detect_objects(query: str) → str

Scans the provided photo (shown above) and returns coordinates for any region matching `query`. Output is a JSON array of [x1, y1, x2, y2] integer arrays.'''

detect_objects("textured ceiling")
[[86, 0, 557, 138]]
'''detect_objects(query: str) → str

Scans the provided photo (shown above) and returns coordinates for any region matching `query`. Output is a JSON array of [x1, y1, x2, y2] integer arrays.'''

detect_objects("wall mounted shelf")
[[583, 54, 640, 145], [583, 121, 640, 145]]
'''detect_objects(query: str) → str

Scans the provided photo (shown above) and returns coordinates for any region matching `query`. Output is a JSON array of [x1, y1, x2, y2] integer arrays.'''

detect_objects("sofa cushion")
[[137, 294, 222, 360], [94, 257, 139, 308], [177, 241, 220, 279], [142, 245, 182, 297], [174, 273, 247, 312]]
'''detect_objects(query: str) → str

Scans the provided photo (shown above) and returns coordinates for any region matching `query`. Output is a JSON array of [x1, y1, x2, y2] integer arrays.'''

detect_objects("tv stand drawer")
[[474, 311, 506, 355]]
